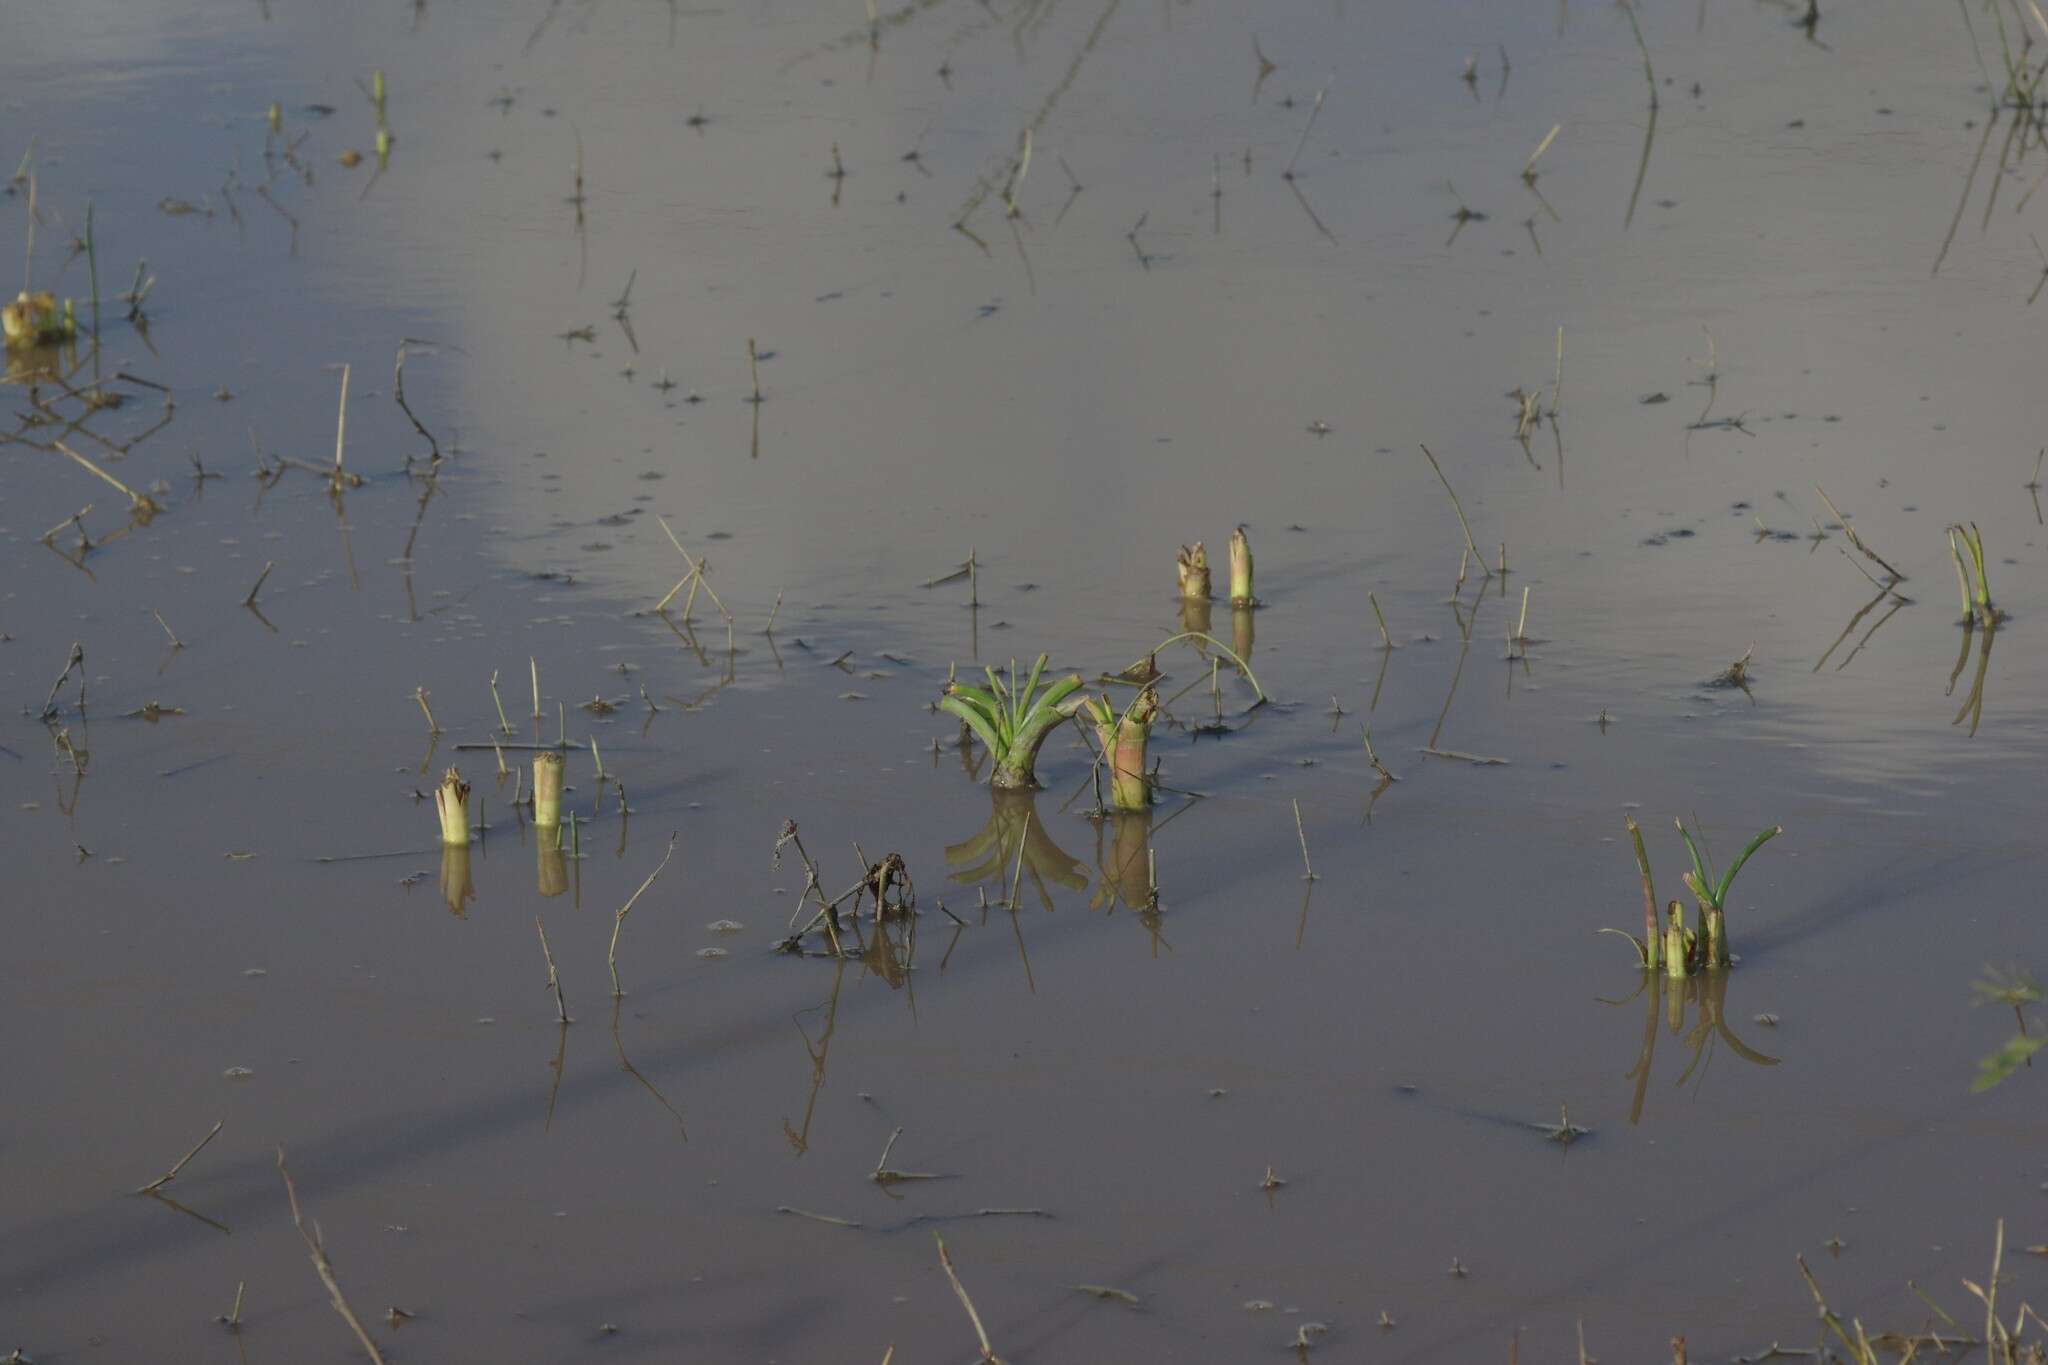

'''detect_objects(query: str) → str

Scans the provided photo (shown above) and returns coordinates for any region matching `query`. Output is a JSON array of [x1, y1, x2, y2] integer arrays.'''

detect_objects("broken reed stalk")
[[1513, 586, 1531, 645], [1625, 815, 1662, 971], [536, 915, 571, 1023], [1368, 591, 1393, 648], [136, 1118, 224, 1193], [608, 832, 679, 997], [934, 1232, 1005, 1364], [534, 751, 565, 828], [152, 608, 182, 648], [434, 768, 470, 846], [243, 561, 275, 606], [1814, 485, 1905, 582], [1176, 541, 1211, 601], [276, 1148, 390, 1365], [530, 656, 542, 722], [747, 337, 762, 402], [1292, 798, 1317, 881], [1228, 526, 1255, 606], [1419, 444, 1489, 576]]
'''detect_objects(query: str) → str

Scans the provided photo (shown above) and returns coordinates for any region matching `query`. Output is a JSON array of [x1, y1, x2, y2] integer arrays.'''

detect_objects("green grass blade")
[[1596, 927, 1649, 966], [1713, 825, 1783, 907], [940, 697, 1006, 766], [1018, 673, 1086, 731], [1016, 652, 1048, 724], [1674, 820, 1711, 905]]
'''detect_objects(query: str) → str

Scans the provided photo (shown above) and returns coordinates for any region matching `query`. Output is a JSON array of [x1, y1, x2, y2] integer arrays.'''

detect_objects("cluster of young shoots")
[[940, 654, 1087, 790], [1610, 815, 1782, 977], [1947, 522, 1999, 628]]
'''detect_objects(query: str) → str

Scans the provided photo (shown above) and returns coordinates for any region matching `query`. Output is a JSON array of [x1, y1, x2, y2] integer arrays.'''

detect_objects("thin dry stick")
[[1620, 0, 1659, 109], [227, 1280, 246, 1330], [413, 687, 441, 734], [392, 341, 439, 461], [1513, 586, 1531, 644], [330, 363, 356, 491], [152, 608, 182, 649], [53, 440, 153, 510], [747, 337, 762, 402], [530, 656, 542, 722], [934, 1232, 1005, 1364], [1284, 79, 1330, 179], [41, 641, 84, 718], [1292, 799, 1318, 880], [1419, 444, 1489, 576], [1814, 485, 1906, 582], [657, 516, 731, 621], [276, 1148, 389, 1365], [1362, 725, 1396, 781], [490, 670, 511, 733], [1523, 123, 1561, 181], [1006, 809, 1032, 909], [536, 915, 571, 1023], [1368, 591, 1393, 648], [609, 832, 679, 997], [136, 1119, 224, 1193], [243, 561, 275, 606]]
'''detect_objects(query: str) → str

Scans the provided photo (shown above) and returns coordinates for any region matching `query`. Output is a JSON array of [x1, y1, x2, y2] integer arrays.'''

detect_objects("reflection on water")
[[438, 842, 474, 916], [1603, 970, 1780, 1126], [945, 789, 1088, 910], [7, 0, 2048, 1359]]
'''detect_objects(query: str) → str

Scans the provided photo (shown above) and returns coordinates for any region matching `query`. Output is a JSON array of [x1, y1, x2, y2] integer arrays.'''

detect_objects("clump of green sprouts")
[[1606, 814, 1781, 975], [941, 654, 1086, 790], [1947, 523, 1999, 628], [1082, 684, 1159, 811]]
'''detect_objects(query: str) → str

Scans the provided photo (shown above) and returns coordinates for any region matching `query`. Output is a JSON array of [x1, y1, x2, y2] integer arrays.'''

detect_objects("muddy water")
[[4, 1, 2046, 1360]]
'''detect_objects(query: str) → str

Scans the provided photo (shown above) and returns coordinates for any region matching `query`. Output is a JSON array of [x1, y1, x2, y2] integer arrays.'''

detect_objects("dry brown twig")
[[609, 832, 679, 997], [935, 1232, 1005, 1364], [136, 1118, 224, 1193], [276, 1147, 389, 1365]]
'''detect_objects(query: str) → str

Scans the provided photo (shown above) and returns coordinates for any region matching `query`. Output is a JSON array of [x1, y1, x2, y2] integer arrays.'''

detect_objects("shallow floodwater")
[[4, 1, 2047, 1361]]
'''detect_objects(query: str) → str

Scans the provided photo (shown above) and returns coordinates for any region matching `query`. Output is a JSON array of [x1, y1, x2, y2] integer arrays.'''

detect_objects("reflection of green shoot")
[[940, 653, 1085, 790], [1971, 967, 2043, 1092]]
